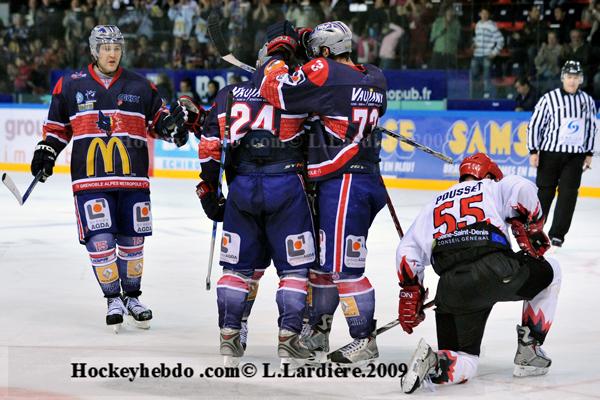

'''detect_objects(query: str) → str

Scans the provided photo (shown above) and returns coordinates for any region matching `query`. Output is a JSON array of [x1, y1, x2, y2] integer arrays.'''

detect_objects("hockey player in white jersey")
[[396, 153, 561, 393]]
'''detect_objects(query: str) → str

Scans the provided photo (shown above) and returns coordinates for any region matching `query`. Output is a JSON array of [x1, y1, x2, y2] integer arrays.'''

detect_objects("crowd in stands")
[[1, 0, 599, 101]]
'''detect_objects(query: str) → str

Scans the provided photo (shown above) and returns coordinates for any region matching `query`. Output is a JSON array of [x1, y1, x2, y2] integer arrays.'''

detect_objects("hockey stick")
[[326, 300, 435, 360], [206, 90, 234, 291], [1, 170, 44, 206], [207, 11, 256, 73], [380, 176, 404, 239], [375, 127, 453, 164]]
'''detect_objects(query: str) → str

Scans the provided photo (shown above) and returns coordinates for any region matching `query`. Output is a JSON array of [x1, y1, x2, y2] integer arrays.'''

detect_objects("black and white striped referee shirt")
[[527, 88, 597, 155]]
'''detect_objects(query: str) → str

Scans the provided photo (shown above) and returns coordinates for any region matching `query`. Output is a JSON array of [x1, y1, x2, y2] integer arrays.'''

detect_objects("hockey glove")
[[196, 181, 225, 222], [295, 27, 313, 61], [177, 96, 206, 134], [507, 204, 550, 259], [31, 140, 60, 182], [265, 20, 298, 58], [172, 125, 189, 148], [398, 284, 427, 334], [155, 108, 186, 141]]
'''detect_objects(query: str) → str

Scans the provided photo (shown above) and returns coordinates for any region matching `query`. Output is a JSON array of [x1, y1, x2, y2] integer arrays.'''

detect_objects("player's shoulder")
[[53, 66, 90, 94], [120, 68, 156, 90], [495, 174, 536, 192]]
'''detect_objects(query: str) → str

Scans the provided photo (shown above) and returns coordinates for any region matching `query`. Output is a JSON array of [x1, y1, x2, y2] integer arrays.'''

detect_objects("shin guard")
[[335, 274, 375, 339]]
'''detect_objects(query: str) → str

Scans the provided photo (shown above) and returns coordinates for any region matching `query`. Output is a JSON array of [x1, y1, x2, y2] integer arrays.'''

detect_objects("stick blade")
[[1, 173, 24, 205], [207, 11, 231, 57]]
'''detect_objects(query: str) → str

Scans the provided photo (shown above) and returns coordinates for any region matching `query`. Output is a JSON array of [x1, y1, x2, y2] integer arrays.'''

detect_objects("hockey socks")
[[217, 271, 250, 329], [116, 236, 145, 294], [86, 233, 120, 297], [335, 274, 375, 339], [276, 272, 308, 333]]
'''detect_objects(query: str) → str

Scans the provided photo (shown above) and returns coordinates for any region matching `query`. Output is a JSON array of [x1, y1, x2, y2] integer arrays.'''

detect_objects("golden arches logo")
[[86, 137, 131, 177]]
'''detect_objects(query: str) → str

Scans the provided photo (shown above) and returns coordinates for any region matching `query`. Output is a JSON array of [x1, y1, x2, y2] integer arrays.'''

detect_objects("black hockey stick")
[[1, 170, 44, 206], [207, 11, 256, 73], [380, 176, 404, 239], [326, 300, 435, 360], [206, 90, 234, 291], [375, 127, 453, 164]]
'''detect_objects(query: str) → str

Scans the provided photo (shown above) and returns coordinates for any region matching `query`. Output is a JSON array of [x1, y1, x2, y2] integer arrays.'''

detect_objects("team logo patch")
[[344, 235, 367, 269], [95, 263, 118, 284], [84, 198, 112, 231], [117, 93, 141, 105], [285, 231, 316, 266], [70, 72, 87, 80], [220, 231, 241, 265], [97, 110, 114, 135], [340, 296, 360, 318], [247, 281, 259, 301], [127, 259, 143, 278], [133, 202, 152, 234], [319, 229, 326, 266], [76, 92, 84, 104]]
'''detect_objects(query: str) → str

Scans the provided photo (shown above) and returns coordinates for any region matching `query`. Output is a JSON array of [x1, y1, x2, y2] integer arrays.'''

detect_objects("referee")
[[527, 60, 597, 247]]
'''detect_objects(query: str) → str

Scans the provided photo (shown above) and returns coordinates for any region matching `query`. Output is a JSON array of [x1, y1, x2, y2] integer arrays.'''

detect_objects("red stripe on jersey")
[[309, 272, 335, 287], [89, 249, 117, 260], [279, 278, 308, 292], [70, 113, 147, 138], [72, 179, 150, 193], [43, 122, 72, 142], [302, 58, 329, 87], [251, 269, 266, 280], [217, 274, 249, 292], [334, 174, 352, 273], [307, 144, 359, 179], [322, 116, 349, 140], [336, 276, 373, 296], [397, 255, 417, 286], [218, 115, 226, 139], [198, 136, 221, 161], [73, 195, 84, 242], [279, 116, 305, 141], [52, 77, 64, 95], [522, 304, 552, 334], [118, 245, 144, 254], [87, 64, 123, 89]]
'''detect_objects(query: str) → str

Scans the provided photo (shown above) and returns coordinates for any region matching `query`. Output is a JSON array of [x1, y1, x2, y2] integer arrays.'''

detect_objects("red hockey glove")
[[295, 27, 313, 61], [196, 181, 225, 222], [177, 96, 207, 134], [265, 21, 298, 57], [398, 284, 427, 334], [507, 204, 550, 259]]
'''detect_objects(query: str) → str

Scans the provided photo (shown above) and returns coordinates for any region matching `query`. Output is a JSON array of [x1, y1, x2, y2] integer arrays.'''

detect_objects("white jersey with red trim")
[[396, 175, 542, 286], [259, 56, 387, 181], [42, 64, 168, 193]]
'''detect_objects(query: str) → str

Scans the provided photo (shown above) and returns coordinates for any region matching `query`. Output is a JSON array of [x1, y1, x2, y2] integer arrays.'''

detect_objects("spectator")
[[407, 0, 430, 68], [514, 77, 538, 112], [156, 73, 175, 104], [183, 36, 205, 69], [132, 35, 155, 68], [429, 6, 461, 69], [535, 31, 563, 93], [511, 5, 546, 76], [551, 6, 575, 45], [202, 79, 219, 106], [172, 36, 185, 69], [379, 22, 404, 69], [6, 14, 30, 46], [63, 0, 84, 43], [286, 0, 323, 29], [118, 0, 155, 39], [14, 56, 32, 94], [560, 29, 592, 89], [356, 28, 379, 65], [366, 0, 389, 39], [95, 0, 116, 25], [470, 6, 504, 98], [154, 40, 172, 68], [168, 0, 200, 40], [177, 77, 201, 104]]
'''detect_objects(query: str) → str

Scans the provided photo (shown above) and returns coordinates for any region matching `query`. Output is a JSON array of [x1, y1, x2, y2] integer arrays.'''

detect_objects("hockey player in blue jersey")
[[29, 25, 189, 332], [260, 21, 388, 364], [195, 47, 316, 367]]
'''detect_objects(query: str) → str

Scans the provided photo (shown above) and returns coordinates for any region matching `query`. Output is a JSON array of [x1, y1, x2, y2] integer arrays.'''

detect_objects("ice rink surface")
[[1, 172, 599, 400]]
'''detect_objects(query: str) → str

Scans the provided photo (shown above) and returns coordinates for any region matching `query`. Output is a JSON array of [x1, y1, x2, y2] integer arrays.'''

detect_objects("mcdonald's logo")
[[86, 137, 131, 177]]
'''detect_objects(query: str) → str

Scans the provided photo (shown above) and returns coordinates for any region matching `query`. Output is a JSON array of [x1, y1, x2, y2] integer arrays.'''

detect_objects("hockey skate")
[[513, 325, 551, 377], [401, 338, 439, 394], [329, 335, 378, 366], [124, 296, 152, 329], [301, 314, 333, 364], [278, 329, 312, 370], [106, 296, 127, 334], [220, 328, 244, 367], [240, 321, 248, 350]]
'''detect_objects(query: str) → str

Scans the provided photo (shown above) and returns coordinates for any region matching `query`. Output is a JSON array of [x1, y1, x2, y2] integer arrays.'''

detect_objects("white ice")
[[1, 172, 599, 400]]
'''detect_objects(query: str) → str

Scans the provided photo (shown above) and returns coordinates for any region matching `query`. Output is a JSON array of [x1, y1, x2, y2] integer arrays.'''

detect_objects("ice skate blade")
[[306, 351, 328, 365], [126, 315, 151, 329], [110, 323, 123, 334], [280, 358, 307, 371], [402, 339, 432, 394], [223, 356, 241, 368], [513, 365, 549, 377]]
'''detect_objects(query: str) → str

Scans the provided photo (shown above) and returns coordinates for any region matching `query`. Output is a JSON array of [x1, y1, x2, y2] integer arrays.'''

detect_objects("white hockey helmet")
[[307, 21, 352, 58], [89, 25, 125, 59]]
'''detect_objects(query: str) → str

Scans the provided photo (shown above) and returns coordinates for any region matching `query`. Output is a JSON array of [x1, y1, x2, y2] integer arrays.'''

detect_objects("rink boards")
[[1, 104, 599, 197]]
